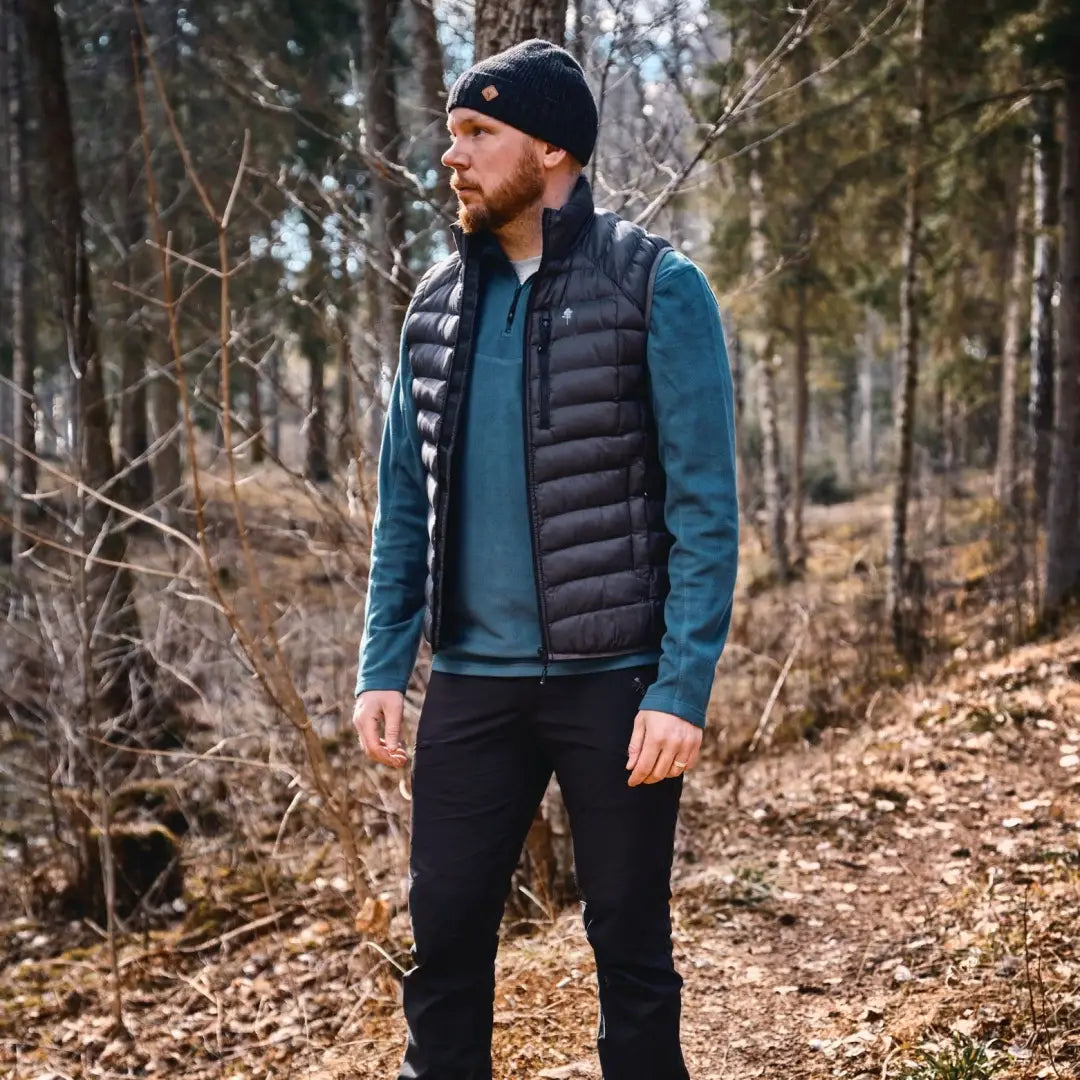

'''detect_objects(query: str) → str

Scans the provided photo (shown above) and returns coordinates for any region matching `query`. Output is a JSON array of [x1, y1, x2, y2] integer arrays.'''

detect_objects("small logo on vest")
[[482, 84, 499, 101], [561, 307, 574, 324]]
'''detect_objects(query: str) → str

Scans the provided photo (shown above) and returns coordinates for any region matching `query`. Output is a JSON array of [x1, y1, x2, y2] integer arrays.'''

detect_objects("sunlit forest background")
[[2, 1, 1079, 1077]]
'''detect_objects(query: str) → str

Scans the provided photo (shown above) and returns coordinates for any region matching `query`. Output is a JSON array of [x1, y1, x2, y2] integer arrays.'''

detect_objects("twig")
[[131, 10, 367, 905], [176, 907, 295, 954], [748, 606, 811, 752], [1022, 885, 1062, 1078]]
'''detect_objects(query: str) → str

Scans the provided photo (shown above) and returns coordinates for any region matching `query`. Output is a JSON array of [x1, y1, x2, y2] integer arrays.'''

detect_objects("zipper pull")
[[505, 284, 524, 335]]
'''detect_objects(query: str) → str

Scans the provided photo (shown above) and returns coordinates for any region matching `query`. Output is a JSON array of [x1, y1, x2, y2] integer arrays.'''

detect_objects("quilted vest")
[[404, 177, 673, 659]]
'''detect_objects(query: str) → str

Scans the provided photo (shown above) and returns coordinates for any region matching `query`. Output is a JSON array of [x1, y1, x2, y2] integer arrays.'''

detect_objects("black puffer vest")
[[405, 177, 672, 660]]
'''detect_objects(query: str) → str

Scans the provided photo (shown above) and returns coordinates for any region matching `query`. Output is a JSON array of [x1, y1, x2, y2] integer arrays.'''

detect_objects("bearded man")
[[353, 39, 738, 1080]]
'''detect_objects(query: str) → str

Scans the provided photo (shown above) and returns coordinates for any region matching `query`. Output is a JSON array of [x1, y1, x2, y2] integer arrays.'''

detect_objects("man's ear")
[[541, 142, 570, 169]]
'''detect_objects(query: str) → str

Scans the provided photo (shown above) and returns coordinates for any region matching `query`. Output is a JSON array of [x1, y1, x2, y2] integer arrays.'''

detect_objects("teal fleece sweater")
[[355, 247, 738, 728]]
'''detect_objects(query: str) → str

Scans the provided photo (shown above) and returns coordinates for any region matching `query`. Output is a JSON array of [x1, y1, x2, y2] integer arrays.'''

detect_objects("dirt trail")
[[3, 631, 1078, 1079], [344, 630, 1080, 1079]]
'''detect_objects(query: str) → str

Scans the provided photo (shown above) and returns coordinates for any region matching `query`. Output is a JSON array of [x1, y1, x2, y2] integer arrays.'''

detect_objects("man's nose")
[[442, 139, 466, 170]]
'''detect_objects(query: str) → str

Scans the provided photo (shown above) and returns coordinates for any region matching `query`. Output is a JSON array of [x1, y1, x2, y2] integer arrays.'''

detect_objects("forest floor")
[[2, 482, 1079, 1079]]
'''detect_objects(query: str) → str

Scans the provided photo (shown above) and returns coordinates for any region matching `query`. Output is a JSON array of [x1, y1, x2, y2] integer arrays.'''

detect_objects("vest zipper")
[[522, 286, 553, 667], [538, 311, 553, 429]]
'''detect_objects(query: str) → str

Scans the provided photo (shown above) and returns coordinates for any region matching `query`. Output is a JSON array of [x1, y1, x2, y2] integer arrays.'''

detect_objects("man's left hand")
[[626, 710, 703, 787]]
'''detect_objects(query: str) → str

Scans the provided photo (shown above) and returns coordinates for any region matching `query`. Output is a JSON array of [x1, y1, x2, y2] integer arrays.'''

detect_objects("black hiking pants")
[[397, 666, 689, 1080]]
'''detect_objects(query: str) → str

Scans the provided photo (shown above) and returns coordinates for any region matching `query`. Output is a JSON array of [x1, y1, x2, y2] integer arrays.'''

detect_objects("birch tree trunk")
[[758, 351, 788, 578], [570, 0, 590, 65], [1044, 76, 1080, 616], [729, 326, 758, 522], [790, 45, 814, 566], [792, 276, 809, 563], [857, 309, 878, 478], [475, 0, 569, 60], [749, 140, 789, 581], [1030, 90, 1058, 514], [887, 0, 928, 660], [23, 0, 147, 719], [995, 158, 1030, 509]]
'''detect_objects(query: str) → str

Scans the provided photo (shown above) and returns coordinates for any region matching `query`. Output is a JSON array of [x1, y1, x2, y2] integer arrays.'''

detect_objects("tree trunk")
[[1044, 77, 1080, 616], [337, 321, 356, 467], [887, 0, 928, 661], [570, 0, 590, 65], [362, 0, 412, 387], [118, 104, 153, 510], [995, 157, 1030, 509], [0, 0, 11, 476], [305, 341, 329, 482], [758, 349, 788, 579], [303, 220, 330, 483], [472, 0, 574, 913], [359, 267, 385, 462], [792, 276, 809, 563], [475, 0, 568, 59], [245, 353, 264, 464], [857, 309, 878, 478], [748, 139, 789, 581], [729, 326, 758, 521], [790, 44, 813, 565], [935, 372, 950, 547], [267, 343, 281, 460], [407, 0, 453, 240], [840, 353, 857, 488], [148, 1, 183, 528], [1030, 90, 1058, 514], [22, 0, 147, 719], [7, 4, 36, 571]]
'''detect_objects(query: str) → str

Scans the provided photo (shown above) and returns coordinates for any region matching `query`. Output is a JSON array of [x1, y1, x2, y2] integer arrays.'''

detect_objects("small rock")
[[892, 964, 913, 983], [996, 955, 1023, 978]]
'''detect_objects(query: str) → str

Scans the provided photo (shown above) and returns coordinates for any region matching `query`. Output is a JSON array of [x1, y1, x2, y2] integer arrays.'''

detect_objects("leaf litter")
[[1, 631, 1078, 1079]]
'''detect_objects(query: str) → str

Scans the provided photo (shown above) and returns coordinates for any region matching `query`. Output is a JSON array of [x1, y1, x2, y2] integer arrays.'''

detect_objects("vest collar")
[[450, 175, 595, 264]]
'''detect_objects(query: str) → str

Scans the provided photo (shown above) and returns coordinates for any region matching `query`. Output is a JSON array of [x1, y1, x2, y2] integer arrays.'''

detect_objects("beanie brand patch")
[[482, 84, 499, 101]]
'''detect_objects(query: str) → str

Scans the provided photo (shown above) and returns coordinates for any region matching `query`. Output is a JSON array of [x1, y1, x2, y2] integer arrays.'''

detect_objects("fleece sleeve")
[[638, 250, 739, 728], [354, 324, 430, 696]]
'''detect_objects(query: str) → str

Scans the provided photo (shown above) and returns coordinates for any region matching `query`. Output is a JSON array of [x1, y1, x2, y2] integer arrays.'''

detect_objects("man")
[[353, 39, 738, 1080]]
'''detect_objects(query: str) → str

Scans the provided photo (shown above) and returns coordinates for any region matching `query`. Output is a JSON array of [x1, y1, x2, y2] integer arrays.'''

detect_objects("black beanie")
[[447, 39, 599, 166]]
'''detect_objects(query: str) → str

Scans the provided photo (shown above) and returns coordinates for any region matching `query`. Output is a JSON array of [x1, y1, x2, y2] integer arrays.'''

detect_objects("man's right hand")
[[352, 691, 409, 768]]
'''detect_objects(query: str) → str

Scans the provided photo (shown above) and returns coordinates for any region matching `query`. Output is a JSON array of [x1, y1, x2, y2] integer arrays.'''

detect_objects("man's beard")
[[456, 146, 544, 234]]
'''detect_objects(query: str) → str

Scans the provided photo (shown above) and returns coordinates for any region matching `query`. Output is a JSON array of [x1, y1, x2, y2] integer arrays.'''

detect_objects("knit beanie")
[[447, 39, 599, 166]]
